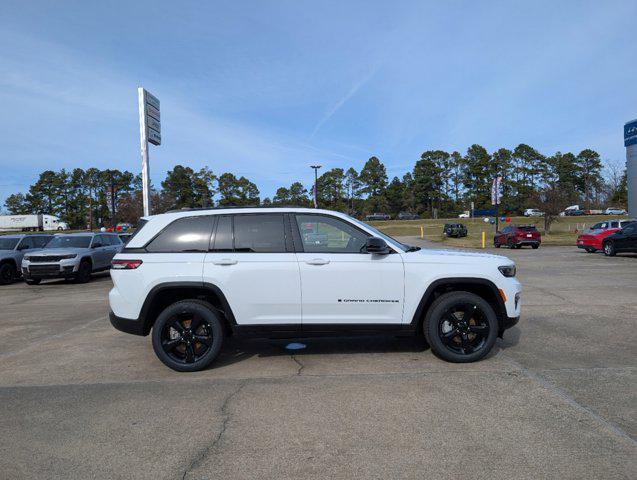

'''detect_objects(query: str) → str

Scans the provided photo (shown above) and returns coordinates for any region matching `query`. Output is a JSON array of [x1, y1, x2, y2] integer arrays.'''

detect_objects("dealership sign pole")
[[625, 119, 637, 217], [138, 88, 161, 217]]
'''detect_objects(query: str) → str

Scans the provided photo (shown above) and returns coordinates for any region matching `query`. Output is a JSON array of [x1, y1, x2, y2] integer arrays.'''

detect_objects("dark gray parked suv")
[[22, 233, 123, 284], [0, 234, 53, 284]]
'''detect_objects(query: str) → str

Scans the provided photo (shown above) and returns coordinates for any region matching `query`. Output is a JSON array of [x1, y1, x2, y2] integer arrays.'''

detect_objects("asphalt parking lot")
[[1, 243, 635, 479]]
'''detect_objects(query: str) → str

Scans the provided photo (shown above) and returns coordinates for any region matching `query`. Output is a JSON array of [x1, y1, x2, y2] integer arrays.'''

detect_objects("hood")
[[28, 247, 86, 257], [406, 248, 513, 265]]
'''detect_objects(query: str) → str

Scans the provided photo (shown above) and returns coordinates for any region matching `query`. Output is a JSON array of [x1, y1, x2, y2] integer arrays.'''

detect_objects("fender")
[[408, 277, 507, 328], [136, 281, 238, 335]]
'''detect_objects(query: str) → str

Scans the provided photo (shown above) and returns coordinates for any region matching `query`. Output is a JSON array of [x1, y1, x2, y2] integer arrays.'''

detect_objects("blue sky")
[[1, 0, 636, 205]]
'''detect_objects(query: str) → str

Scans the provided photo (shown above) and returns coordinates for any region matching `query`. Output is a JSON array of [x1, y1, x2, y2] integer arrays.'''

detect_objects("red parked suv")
[[494, 225, 541, 249]]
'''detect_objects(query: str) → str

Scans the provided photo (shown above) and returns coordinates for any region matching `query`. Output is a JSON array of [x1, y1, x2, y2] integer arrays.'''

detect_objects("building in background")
[[625, 119, 637, 217]]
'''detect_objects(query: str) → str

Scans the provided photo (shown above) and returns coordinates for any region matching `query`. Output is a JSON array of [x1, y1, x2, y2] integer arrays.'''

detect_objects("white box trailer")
[[0, 214, 69, 231]]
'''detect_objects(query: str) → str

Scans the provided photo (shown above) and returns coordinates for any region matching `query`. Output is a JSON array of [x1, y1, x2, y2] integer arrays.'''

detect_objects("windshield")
[[0, 238, 20, 250], [346, 215, 409, 252], [45, 236, 91, 249]]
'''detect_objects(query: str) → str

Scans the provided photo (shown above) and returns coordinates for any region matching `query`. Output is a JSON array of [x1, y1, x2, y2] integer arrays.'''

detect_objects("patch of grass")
[[369, 215, 617, 248]]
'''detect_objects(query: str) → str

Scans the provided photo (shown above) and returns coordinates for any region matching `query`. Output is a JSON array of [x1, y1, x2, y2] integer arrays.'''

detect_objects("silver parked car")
[[21, 233, 123, 284], [0, 234, 53, 284]]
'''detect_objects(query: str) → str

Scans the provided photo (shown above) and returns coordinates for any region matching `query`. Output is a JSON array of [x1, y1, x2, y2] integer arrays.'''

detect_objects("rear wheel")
[[423, 291, 498, 363], [152, 300, 224, 372], [531, 244, 539, 249], [0, 263, 16, 285], [603, 242, 616, 257]]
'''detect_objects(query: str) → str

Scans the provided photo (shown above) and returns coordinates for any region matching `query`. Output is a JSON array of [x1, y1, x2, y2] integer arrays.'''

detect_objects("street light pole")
[[310, 165, 322, 208]]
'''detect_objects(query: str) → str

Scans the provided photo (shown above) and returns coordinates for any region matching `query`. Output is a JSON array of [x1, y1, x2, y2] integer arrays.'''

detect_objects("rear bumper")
[[109, 310, 146, 336]]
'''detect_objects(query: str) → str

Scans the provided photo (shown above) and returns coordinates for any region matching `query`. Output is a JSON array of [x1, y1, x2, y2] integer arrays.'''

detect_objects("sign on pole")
[[138, 88, 161, 216], [625, 119, 637, 217]]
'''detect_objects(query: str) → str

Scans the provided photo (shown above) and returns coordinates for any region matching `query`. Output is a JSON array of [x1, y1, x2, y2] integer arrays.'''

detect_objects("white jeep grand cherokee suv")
[[109, 208, 521, 371]]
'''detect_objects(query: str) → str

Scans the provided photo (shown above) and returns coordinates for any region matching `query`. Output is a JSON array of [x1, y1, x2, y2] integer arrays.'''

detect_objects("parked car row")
[[0, 232, 124, 285], [576, 219, 637, 256]]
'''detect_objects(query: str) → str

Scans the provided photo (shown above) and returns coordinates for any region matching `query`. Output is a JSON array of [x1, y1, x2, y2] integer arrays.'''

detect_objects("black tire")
[[75, 260, 92, 283], [603, 241, 616, 257], [494, 242, 500, 248], [0, 263, 16, 285], [507, 238, 515, 249], [152, 299, 224, 372], [25, 278, 41, 285], [423, 291, 498, 363], [531, 244, 539, 249]]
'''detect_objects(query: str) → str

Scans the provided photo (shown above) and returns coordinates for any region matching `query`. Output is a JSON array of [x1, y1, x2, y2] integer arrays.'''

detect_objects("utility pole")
[[310, 165, 322, 208]]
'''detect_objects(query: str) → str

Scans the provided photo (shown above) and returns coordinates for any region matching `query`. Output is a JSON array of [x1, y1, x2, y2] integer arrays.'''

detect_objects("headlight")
[[59, 254, 77, 259], [498, 265, 516, 277], [23, 255, 31, 261]]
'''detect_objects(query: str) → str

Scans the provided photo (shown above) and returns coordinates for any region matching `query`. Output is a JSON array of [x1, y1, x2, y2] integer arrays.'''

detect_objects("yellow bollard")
[[482, 231, 486, 249], [420, 225, 424, 239]]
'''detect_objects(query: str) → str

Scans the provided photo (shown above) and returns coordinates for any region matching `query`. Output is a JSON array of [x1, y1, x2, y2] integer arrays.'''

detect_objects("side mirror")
[[365, 237, 390, 254]]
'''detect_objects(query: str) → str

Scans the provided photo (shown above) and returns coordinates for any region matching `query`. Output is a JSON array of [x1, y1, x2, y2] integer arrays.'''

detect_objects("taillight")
[[111, 259, 143, 270]]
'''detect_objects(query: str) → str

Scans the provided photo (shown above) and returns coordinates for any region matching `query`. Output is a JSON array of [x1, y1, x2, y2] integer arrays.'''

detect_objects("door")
[[203, 214, 301, 326], [617, 224, 637, 251], [89, 235, 107, 269], [293, 213, 405, 325], [104, 235, 121, 263]]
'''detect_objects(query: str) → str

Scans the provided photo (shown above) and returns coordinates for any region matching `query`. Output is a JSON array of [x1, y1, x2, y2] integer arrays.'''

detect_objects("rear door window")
[[233, 214, 286, 253], [146, 216, 213, 253]]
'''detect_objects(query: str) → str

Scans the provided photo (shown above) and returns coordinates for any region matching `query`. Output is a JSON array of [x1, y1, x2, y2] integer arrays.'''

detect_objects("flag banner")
[[491, 176, 502, 205]]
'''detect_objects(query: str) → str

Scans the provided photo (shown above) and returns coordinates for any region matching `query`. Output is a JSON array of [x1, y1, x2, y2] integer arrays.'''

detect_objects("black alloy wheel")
[[0, 263, 15, 285], [152, 300, 223, 372], [424, 291, 498, 363]]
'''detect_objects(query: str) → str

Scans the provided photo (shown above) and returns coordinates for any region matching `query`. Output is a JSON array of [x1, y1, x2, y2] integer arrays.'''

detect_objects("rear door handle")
[[305, 258, 330, 266], [212, 258, 238, 266]]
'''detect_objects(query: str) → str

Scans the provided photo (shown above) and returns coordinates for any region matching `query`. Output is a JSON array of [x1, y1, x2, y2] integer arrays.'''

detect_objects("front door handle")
[[212, 258, 238, 266], [305, 258, 330, 266]]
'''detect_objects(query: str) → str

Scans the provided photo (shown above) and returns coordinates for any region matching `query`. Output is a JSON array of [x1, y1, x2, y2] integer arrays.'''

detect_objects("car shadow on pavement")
[[213, 335, 430, 368], [214, 327, 521, 368]]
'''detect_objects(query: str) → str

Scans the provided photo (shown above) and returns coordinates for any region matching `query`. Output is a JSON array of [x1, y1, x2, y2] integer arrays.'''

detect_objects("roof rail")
[[164, 205, 312, 213]]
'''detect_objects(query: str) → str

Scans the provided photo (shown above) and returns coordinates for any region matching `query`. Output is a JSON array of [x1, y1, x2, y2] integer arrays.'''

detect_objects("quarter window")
[[295, 214, 368, 253], [146, 216, 213, 253], [233, 214, 286, 253]]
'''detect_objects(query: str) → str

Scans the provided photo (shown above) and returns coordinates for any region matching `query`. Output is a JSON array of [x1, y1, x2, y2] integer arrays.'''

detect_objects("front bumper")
[[109, 310, 146, 336], [22, 259, 80, 279]]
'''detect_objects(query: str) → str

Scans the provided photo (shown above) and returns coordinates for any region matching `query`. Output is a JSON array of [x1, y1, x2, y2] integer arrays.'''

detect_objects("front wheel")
[[603, 242, 616, 257], [75, 261, 92, 283], [152, 300, 224, 372], [494, 242, 500, 248], [423, 291, 498, 363]]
